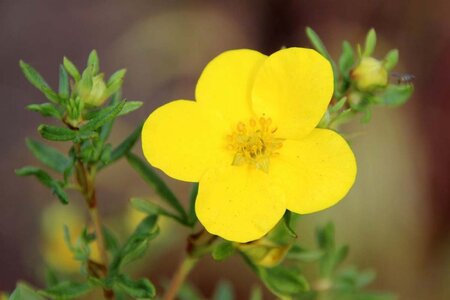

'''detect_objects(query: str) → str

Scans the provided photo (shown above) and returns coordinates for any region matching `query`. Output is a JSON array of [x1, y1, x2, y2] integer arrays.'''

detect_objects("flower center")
[[227, 117, 283, 172]]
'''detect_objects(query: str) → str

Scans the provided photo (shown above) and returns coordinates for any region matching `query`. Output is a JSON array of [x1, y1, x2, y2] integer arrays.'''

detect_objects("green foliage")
[[363, 29, 377, 57], [212, 241, 235, 261], [38, 281, 93, 299], [113, 275, 156, 299], [25, 139, 72, 173], [19, 60, 60, 103], [212, 281, 234, 300], [9, 283, 45, 300]]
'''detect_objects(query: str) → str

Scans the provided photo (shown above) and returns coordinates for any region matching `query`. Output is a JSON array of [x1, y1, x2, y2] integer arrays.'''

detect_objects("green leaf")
[[381, 84, 413, 106], [287, 245, 324, 262], [259, 265, 309, 297], [19, 60, 59, 103], [108, 124, 142, 164], [249, 286, 263, 300], [117, 101, 143, 116], [317, 223, 335, 250], [330, 97, 348, 113], [15, 166, 68, 204], [80, 100, 126, 133], [58, 65, 70, 100], [266, 211, 297, 245], [107, 69, 127, 86], [27, 103, 62, 119], [38, 125, 77, 141], [87, 50, 99, 75], [212, 281, 234, 300], [363, 29, 377, 57], [39, 281, 93, 299], [212, 241, 235, 261], [25, 138, 72, 173], [126, 153, 188, 220], [9, 283, 45, 300], [130, 197, 187, 225], [383, 49, 399, 71], [188, 182, 199, 226], [114, 275, 156, 299], [103, 226, 120, 254], [63, 57, 81, 81], [339, 41, 355, 78], [110, 215, 159, 274]]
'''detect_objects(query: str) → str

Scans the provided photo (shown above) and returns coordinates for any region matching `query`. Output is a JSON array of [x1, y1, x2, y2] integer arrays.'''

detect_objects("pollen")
[[227, 117, 283, 172]]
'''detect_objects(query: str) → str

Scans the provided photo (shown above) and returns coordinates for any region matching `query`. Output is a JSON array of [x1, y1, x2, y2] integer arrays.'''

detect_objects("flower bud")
[[351, 57, 388, 91], [82, 74, 108, 107], [238, 239, 291, 267]]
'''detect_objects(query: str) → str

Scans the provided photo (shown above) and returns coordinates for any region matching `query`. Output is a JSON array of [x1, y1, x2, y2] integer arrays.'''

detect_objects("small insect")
[[390, 72, 415, 84]]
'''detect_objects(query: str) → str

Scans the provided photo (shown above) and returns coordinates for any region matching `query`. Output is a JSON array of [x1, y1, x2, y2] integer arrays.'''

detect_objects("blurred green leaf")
[[212, 281, 234, 300], [58, 65, 70, 100], [25, 138, 72, 173], [15, 166, 68, 204], [249, 286, 263, 300], [108, 123, 142, 164], [87, 50, 99, 75], [177, 282, 203, 300], [80, 100, 126, 133], [27, 103, 62, 119], [130, 198, 187, 225], [305, 27, 332, 61], [103, 226, 120, 254], [113, 275, 155, 299], [383, 49, 399, 71], [19, 60, 60, 103], [339, 41, 355, 79], [330, 97, 348, 114], [38, 281, 92, 299], [212, 241, 235, 261], [287, 245, 324, 262], [9, 283, 45, 300], [44, 268, 60, 288], [126, 153, 188, 221], [110, 215, 159, 274], [381, 84, 413, 106], [188, 183, 199, 226], [259, 265, 309, 297], [363, 29, 377, 57], [63, 57, 81, 81], [38, 124, 77, 141]]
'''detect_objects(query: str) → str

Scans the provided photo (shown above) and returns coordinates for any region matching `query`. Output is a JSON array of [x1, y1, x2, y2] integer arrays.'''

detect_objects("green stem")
[[163, 255, 199, 300]]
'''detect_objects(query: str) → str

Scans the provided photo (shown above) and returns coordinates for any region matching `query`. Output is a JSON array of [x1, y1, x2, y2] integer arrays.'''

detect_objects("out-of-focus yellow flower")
[[351, 57, 388, 91], [40, 204, 100, 273], [142, 48, 357, 242]]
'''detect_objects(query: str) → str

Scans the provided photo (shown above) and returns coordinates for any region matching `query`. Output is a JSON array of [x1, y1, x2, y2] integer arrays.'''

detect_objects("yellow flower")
[[142, 48, 356, 242]]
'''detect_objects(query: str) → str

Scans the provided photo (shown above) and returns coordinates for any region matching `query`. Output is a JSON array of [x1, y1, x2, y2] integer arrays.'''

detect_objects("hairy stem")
[[163, 256, 199, 300]]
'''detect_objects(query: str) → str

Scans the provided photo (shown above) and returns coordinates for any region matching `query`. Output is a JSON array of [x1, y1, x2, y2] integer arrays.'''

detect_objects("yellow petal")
[[142, 100, 230, 182], [196, 49, 267, 124], [252, 48, 334, 139], [270, 129, 356, 214], [196, 166, 286, 242]]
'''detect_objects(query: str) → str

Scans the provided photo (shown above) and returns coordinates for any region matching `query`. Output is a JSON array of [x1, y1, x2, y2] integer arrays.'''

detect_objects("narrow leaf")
[[80, 100, 126, 133], [26, 138, 72, 173], [339, 41, 355, 78], [87, 50, 99, 75], [130, 198, 187, 225], [363, 29, 377, 57], [384, 49, 399, 71], [114, 275, 156, 299], [107, 69, 127, 86], [19, 60, 59, 103], [38, 124, 77, 141], [58, 64, 70, 100], [27, 103, 62, 119], [117, 101, 143, 116], [126, 153, 187, 220], [188, 182, 199, 226], [109, 124, 142, 163], [63, 57, 81, 81], [39, 281, 92, 299]]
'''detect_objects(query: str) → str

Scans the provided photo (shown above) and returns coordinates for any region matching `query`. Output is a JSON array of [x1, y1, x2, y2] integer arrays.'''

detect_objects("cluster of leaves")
[[306, 28, 414, 128]]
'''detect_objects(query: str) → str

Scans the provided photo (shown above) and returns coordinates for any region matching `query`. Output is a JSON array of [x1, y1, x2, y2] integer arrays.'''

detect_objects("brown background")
[[0, 0, 449, 299]]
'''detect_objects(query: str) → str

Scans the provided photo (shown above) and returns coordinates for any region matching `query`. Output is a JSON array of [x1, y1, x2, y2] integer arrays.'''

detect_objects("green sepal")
[[126, 153, 188, 221], [212, 281, 234, 300], [38, 281, 93, 299], [109, 215, 159, 274], [15, 166, 68, 204], [383, 49, 399, 71], [27, 103, 62, 119], [212, 241, 235, 261], [38, 125, 77, 141], [266, 211, 297, 245], [19, 60, 60, 103], [58, 64, 70, 101], [113, 274, 156, 299], [363, 29, 377, 57], [25, 138, 72, 173], [63, 56, 81, 81], [9, 282, 45, 300], [381, 84, 413, 106], [87, 50, 100, 75]]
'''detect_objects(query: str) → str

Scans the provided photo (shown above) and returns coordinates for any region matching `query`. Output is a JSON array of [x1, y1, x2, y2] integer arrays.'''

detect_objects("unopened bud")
[[351, 57, 388, 91]]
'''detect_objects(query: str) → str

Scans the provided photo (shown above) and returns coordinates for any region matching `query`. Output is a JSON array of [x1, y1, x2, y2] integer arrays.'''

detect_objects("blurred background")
[[0, 0, 449, 299]]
